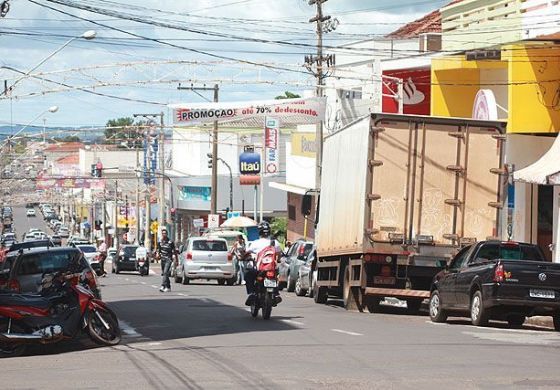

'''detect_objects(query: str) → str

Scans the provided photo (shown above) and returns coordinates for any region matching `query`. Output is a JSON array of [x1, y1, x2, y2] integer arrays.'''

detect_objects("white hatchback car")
[[174, 237, 234, 285], [26, 209, 36, 217]]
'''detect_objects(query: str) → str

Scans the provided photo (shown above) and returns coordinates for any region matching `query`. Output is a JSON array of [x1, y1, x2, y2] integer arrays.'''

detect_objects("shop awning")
[[268, 182, 310, 195], [513, 134, 560, 185]]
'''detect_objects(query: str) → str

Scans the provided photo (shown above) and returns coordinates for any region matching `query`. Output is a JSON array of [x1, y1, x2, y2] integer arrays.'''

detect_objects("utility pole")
[[177, 83, 220, 214], [114, 180, 119, 250], [135, 144, 140, 243], [307, 0, 334, 192], [158, 112, 165, 233]]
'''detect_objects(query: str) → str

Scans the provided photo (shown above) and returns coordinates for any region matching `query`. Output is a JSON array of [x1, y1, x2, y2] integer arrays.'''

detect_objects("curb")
[[526, 316, 554, 329]]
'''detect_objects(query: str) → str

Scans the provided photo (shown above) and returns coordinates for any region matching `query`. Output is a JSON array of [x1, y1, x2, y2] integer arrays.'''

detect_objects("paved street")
[[3, 208, 560, 389]]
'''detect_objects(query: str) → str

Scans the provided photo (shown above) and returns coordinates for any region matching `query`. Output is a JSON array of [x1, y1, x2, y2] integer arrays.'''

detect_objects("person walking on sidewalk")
[[231, 235, 247, 285], [97, 238, 108, 277], [157, 228, 177, 292]]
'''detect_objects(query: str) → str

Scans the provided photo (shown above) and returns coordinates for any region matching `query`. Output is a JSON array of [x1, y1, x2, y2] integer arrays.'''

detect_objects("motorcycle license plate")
[[529, 289, 555, 299], [264, 279, 277, 288], [374, 276, 395, 285]]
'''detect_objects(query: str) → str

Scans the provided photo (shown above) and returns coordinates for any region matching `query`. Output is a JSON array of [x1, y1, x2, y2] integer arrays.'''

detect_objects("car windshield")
[[123, 246, 138, 256], [192, 240, 227, 251], [78, 246, 97, 253]]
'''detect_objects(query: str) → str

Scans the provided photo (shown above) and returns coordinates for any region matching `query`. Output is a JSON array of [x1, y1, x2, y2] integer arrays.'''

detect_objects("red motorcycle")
[[0, 272, 121, 358], [250, 242, 280, 320]]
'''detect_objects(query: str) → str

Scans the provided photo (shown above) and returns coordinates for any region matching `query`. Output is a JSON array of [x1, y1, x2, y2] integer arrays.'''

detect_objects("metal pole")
[[145, 193, 151, 253], [135, 145, 140, 243], [259, 149, 264, 222], [253, 185, 257, 221], [102, 188, 107, 243], [159, 112, 165, 232], [114, 180, 119, 250], [314, 0, 325, 193], [211, 84, 219, 214]]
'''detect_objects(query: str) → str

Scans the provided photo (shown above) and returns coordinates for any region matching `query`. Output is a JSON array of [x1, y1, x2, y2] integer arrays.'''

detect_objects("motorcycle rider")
[[244, 221, 282, 306]]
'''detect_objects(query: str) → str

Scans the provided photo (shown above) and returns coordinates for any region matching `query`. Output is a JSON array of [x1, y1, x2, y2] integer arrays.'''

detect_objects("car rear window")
[[476, 243, 546, 262], [192, 240, 227, 251], [123, 246, 138, 256], [17, 251, 86, 276], [78, 246, 97, 253]]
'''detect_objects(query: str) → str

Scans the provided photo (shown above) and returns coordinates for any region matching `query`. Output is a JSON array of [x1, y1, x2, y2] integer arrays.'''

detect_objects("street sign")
[[208, 214, 219, 229], [150, 221, 159, 234], [193, 218, 204, 228]]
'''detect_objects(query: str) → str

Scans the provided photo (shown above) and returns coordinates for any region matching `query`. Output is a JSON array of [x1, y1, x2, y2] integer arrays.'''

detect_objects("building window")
[[288, 205, 296, 221]]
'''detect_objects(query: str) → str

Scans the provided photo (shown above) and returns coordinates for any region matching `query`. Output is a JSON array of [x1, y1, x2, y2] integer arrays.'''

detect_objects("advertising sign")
[[208, 214, 220, 229], [117, 206, 136, 229], [179, 186, 211, 202], [193, 218, 204, 228], [264, 117, 279, 176], [36, 178, 106, 190], [239, 150, 261, 175], [382, 68, 431, 115], [170, 97, 326, 127], [291, 133, 316, 158]]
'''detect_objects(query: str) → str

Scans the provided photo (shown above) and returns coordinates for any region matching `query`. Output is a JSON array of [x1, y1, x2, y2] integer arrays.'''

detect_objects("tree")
[[105, 117, 145, 148], [275, 91, 301, 100], [53, 135, 81, 143], [270, 217, 287, 245]]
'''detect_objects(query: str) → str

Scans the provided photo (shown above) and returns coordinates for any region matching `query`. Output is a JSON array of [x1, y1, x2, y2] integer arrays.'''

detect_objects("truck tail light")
[[227, 253, 233, 262], [493, 263, 505, 283]]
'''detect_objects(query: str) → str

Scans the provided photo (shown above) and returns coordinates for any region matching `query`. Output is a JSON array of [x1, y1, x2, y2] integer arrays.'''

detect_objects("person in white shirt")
[[97, 238, 108, 277]]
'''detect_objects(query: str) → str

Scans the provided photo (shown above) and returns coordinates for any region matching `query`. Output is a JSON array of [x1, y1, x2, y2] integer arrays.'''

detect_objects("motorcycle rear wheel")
[[262, 293, 272, 320], [87, 307, 121, 346]]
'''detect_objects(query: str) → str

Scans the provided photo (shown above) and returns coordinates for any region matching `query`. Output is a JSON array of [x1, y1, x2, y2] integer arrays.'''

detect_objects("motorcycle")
[[250, 242, 279, 320], [0, 272, 121, 358]]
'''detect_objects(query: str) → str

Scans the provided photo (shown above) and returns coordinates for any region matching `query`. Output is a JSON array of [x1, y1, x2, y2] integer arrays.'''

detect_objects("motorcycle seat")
[[0, 293, 52, 309]]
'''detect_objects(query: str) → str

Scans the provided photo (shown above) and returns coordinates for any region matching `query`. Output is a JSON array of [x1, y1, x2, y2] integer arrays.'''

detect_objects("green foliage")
[[53, 135, 81, 143], [104, 117, 144, 147], [275, 91, 301, 100], [270, 217, 287, 244]]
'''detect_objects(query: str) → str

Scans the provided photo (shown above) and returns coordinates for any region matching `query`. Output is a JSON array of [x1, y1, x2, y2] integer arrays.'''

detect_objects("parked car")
[[68, 236, 90, 246], [32, 231, 48, 240], [278, 239, 314, 292], [2, 233, 17, 247], [50, 235, 62, 246], [429, 240, 560, 330], [7, 239, 54, 255], [112, 245, 140, 274], [23, 233, 37, 242], [58, 226, 70, 238], [0, 247, 100, 299], [73, 244, 101, 275], [26, 208, 36, 217], [173, 237, 234, 285], [295, 249, 317, 297]]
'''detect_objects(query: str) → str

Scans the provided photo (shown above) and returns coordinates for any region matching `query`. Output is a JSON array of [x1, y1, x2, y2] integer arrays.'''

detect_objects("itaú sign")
[[239, 151, 261, 174]]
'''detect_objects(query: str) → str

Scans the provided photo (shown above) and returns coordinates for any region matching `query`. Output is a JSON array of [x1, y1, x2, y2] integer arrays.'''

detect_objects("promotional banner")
[[170, 97, 326, 127], [382, 68, 431, 115], [36, 178, 106, 190], [264, 117, 280, 176]]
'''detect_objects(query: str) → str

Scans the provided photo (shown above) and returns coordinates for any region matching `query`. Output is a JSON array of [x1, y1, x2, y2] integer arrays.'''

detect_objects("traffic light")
[[90, 164, 96, 177], [170, 208, 177, 222], [207, 152, 213, 169]]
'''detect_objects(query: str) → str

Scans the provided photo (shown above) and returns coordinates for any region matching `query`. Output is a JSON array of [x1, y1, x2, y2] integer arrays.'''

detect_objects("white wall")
[[285, 142, 315, 189], [79, 149, 138, 175], [480, 68, 509, 120]]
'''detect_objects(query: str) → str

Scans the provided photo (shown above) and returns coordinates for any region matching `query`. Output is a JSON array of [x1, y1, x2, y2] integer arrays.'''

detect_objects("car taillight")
[[266, 270, 275, 278], [8, 279, 20, 292], [493, 263, 505, 283], [186, 252, 193, 261], [227, 253, 233, 262]]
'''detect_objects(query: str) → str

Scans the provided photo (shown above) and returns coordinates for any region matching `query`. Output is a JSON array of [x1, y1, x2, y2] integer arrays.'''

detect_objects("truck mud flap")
[[365, 287, 429, 299]]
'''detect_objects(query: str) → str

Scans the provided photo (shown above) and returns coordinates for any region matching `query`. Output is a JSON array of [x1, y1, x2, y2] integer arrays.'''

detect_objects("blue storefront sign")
[[239, 151, 261, 175], [180, 186, 211, 202]]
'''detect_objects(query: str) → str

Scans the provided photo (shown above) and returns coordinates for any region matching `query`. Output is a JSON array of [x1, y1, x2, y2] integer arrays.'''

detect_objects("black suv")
[[0, 247, 100, 298]]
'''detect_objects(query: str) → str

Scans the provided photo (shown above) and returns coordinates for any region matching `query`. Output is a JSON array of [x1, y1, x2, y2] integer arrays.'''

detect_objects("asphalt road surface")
[[3, 207, 560, 389]]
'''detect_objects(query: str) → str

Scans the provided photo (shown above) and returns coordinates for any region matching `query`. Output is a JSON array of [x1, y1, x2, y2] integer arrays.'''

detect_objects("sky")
[[0, 0, 450, 129]]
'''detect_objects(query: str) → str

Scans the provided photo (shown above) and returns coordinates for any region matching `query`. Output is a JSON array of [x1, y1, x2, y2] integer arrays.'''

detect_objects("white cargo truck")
[[310, 113, 507, 312]]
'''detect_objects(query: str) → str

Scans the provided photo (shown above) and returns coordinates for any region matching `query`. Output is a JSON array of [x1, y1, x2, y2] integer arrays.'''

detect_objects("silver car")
[[174, 237, 234, 285], [295, 249, 317, 297]]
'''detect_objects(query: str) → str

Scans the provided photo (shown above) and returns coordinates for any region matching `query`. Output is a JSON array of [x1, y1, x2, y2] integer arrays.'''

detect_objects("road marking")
[[177, 293, 188, 297], [281, 319, 305, 327], [125, 278, 129, 281], [120, 321, 142, 338], [331, 329, 363, 336], [150, 285, 158, 289], [140, 282, 147, 285]]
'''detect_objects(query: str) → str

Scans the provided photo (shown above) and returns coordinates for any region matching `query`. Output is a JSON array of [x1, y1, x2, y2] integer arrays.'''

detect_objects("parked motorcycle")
[[0, 272, 121, 358], [250, 243, 279, 320]]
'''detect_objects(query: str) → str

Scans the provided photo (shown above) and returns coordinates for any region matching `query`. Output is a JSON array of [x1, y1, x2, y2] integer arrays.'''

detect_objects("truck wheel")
[[470, 290, 489, 326], [313, 284, 328, 304], [365, 297, 381, 313], [429, 290, 448, 323], [343, 266, 363, 312], [553, 314, 560, 331], [406, 299, 423, 315], [507, 315, 525, 328]]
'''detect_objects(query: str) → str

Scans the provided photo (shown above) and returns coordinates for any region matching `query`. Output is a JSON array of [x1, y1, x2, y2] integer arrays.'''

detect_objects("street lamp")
[[43, 105, 59, 144], [3, 30, 96, 95], [207, 153, 233, 212], [0, 105, 59, 150]]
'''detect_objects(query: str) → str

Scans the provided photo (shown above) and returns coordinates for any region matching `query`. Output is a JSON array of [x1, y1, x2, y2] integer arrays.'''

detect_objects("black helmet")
[[257, 221, 271, 237]]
